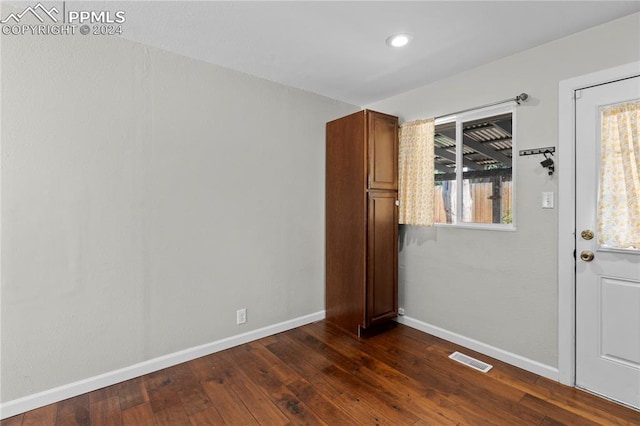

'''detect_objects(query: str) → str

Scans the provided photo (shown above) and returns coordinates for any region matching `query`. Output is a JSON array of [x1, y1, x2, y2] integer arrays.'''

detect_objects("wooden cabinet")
[[325, 110, 398, 336]]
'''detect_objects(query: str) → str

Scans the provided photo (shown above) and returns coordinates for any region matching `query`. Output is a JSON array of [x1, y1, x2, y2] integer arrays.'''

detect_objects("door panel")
[[368, 111, 398, 190], [600, 277, 640, 367], [575, 75, 640, 409], [366, 191, 398, 326]]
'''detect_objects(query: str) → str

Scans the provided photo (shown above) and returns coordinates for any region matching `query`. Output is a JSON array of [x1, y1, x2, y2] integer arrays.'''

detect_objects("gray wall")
[[0, 34, 357, 401], [367, 13, 640, 367]]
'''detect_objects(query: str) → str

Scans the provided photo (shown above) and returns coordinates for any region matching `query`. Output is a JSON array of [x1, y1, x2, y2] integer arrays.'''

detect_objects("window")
[[434, 106, 515, 228]]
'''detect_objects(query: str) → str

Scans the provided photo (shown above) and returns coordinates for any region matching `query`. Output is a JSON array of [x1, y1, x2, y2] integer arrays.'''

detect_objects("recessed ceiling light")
[[386, 33, 412, 48]]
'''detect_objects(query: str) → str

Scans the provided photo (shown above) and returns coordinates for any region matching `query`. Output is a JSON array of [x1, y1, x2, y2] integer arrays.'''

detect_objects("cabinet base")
[[357, 320, 398, 338]]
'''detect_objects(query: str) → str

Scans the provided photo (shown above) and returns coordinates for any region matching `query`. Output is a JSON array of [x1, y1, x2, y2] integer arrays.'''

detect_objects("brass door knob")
[[580, 250, 595, 262], [581, 229, 594, 240]]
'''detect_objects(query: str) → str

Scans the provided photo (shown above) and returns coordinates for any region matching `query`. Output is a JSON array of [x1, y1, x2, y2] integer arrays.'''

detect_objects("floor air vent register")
[[449, 351, 493, 373]]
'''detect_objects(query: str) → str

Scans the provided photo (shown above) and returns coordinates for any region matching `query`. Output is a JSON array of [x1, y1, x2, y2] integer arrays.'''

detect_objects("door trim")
[[557, 61, 640, 386]]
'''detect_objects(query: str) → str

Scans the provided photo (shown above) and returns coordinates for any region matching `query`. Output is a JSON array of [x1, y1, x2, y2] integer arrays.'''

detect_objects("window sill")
[[434, 223, 517, 232]]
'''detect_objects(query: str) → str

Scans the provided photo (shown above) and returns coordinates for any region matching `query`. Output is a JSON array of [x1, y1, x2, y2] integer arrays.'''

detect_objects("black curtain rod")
[[435, 93, 529, 120]]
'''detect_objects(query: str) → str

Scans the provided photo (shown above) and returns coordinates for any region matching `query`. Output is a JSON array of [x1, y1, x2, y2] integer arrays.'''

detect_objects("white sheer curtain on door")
[[598, 100, 640, 249]]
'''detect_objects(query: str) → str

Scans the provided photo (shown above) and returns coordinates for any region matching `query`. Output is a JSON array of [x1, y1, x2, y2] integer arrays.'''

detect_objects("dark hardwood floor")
[[2, 321, 638, 425]]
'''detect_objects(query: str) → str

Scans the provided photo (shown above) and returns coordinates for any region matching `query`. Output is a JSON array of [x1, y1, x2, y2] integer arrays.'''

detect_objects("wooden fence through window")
[[434, 181, 513, 224]]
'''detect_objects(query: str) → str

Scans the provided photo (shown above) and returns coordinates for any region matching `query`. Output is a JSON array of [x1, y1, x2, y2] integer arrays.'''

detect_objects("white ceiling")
[[27, 1, 640, 105]]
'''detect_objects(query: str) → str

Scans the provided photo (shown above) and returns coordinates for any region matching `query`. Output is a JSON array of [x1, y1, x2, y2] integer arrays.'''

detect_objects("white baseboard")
[[0, 310, 326, 420], [397, 315, 559, 381]]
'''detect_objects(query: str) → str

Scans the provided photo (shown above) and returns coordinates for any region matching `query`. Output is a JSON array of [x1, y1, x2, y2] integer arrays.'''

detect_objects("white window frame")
[[434, 103, 517, 231]]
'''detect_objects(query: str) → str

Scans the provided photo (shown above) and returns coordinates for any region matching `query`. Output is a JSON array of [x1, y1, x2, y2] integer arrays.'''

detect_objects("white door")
[[575, 75, 640, 409]]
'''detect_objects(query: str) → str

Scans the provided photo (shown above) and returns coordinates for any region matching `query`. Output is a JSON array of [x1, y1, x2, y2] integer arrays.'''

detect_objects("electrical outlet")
[[236, 308, 246, 325]]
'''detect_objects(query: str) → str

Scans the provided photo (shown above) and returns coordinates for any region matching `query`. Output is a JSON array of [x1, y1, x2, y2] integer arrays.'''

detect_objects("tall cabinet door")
[[368, 112, 398, 190], [366, 191, 398, 326]]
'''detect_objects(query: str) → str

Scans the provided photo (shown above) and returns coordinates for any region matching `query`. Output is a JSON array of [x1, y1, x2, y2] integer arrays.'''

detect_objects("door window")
[[598, 100, 640, 250]]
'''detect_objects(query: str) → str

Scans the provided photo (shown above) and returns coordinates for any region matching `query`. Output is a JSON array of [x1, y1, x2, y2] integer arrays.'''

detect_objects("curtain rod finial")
[[516, 93, 529, 104]]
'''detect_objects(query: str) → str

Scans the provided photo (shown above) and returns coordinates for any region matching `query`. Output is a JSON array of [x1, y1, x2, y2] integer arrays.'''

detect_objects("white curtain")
[[398, 119, 435, 226], [598, 101, 640, 249]]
